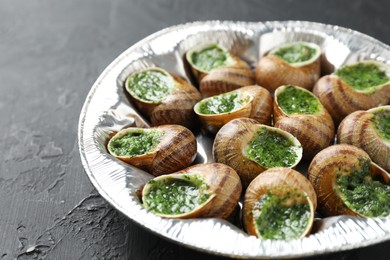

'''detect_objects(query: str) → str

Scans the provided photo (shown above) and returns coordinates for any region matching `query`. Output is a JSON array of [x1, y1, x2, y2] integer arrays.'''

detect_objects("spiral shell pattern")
[[313, 74, 390, 125], [337, 106, 390, 172], [273, 86, 335, 160], [256, 54, 321, 93], [307, 144, 387, 217], [195, 85, 272, 134], [243, 168, 316, 238], [108, 125, 197, 176], [142, 163, 242, 219]]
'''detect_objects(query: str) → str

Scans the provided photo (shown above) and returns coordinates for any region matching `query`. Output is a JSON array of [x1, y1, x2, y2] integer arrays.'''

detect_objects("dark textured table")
[[1, 0, 390, 259]]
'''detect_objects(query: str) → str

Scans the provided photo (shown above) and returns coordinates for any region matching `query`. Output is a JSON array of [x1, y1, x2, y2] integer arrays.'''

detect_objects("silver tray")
[[78, 21, 390, 258]]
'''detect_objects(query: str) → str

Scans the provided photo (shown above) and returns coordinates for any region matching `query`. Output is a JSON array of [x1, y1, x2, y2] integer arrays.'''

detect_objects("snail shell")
[[194, 85, 272, 134], [185, 43, 255, 97], [243, 168, 316, 239], [213, 118, 303, 186], [313, 60, 390, 125], [337, 105, 390, 172], [142, 163, 242, 219], [273, 85, 335, 160], [256, 42, 321, 93], [307, 144, 390, 217], [125, 67, 201, 128], [107, 125, 197, 176], [200, 66, 256, 97]]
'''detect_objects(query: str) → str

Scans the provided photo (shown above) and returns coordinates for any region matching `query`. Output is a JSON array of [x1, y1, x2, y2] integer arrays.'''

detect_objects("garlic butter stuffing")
[[338, 105, 390, 173], [243, 168, 316, 240], [125, 67, 201, 128], [273, 85, 335, 160], [107, 125, 197, 176], [256, 41, 321, 93], [194, 85, 272, 134], [213, 118, 302, 186], [142, 163, 242, 219], [186, 43, 255, 97], [308, 145, 390, 218], [314, 60, 390, 124]]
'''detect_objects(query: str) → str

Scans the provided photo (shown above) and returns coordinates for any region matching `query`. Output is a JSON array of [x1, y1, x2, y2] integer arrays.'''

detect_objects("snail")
[[307, 144, 390, 218], [141, 163, 242, 219], [313, 60, 390, 125], [107, 125, 197, 176], [185, 43, 255, 97], [337, 105, 390, 172], [243, 168, 316, 240], [256, 41, 321, 93], [273, 85, 335, 160], [125, 67, 201, 128], [194, 85, 273, 134], [213, 118, 303, 186]]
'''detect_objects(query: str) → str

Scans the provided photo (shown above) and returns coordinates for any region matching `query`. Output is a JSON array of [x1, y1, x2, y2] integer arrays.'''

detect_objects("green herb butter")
[[371, 109, 390, 141], [244, 127, 299, 168], [197, 92, 248, 114], [273, 43, 317, 64], [143, 175, 210, 215], [126, 69, 175, 102], [254, 190, 311, 240], [108, 129, 162, 157], [335, 63, 389, 91], [336, 158, 390, 217], [190, 45, 231, 72], [277, 85, 321, 115]]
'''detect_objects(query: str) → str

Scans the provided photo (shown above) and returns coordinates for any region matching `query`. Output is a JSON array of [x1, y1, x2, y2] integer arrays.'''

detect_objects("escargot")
[[107, 125, 197, 176], [273, 85, 335, 160], [125, 67, 201, 128], [307, 144, 390, 218], [313, 60, 390, 125], [243, 168, 316, 240], [194, 85, 273, 134], [256, 41, 321, 93], [213, 118, 303, 186], [141, 163, 242, 219], [338, 105, 390, 172], [185, 43, 255, 97]]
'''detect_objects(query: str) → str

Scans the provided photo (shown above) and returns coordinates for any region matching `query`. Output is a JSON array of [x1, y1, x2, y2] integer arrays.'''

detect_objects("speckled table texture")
[[1, 0, 390, 259]]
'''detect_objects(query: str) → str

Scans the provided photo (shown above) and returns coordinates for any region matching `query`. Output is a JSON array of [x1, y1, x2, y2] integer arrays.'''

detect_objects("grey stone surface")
[[0, 0, 389, 259]]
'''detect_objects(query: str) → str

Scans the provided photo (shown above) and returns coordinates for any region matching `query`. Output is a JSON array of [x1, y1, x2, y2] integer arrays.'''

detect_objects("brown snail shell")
[[194, 85, 272, 134], [200, 66, 256, 97], [107, 125, 197, 176], [256, 42, 321, 93], [125, 67, 201, 129], [313, 60, 390, 125], [213, 118, 303, 186], [142, 163, 242, 219], [273, 85, 335, 160], [243, 168, 316, 239], [185, 43, 255, 97], [307, 144, 390, 217], [337, 105, 390, 172]]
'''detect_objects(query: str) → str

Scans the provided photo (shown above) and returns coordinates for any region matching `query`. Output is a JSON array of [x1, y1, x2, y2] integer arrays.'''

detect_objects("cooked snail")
[[185, 43, 255, 97], [313, 60, 390, 125], [338, 105, 390, 172], [141, 163, 242, 219], [107, 125, 197, 176], [194, 85, 272, 134], [125, 67, 201, 128], [213, 118, 303, 186], [273, 85, 335, 160], [243, 168, 316, 240], [256, 41, 321, 93], [307, 144, 390, 218]]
